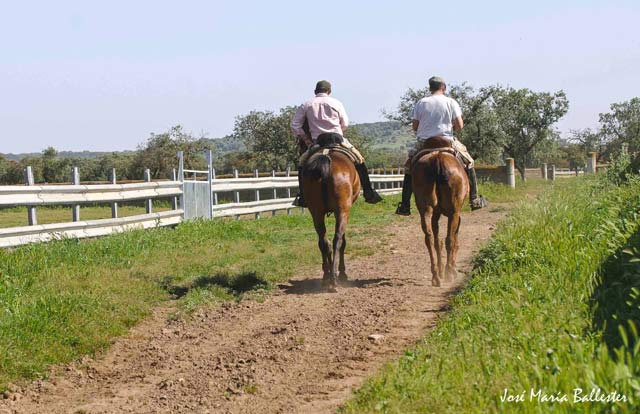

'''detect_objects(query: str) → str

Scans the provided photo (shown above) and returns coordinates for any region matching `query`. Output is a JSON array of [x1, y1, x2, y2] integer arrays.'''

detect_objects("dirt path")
[[1, 206, 506, 414]]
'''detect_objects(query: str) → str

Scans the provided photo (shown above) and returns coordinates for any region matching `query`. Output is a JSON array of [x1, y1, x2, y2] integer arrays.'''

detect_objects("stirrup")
[[292, 195, 306, 207], [395, 202, 411, 216], [470, 196, 488, 211]]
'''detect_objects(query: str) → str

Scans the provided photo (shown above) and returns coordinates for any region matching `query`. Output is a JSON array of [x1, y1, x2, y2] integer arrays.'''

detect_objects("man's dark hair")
[[315, 80, 332, 94], [428, 76, 446, 93]]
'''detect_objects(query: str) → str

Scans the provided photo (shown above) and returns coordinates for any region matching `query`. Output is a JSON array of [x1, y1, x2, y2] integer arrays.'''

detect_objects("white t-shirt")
[[411, 94, 462, 141]]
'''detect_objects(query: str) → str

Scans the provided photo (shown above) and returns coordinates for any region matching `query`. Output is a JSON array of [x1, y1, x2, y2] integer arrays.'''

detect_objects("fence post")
[[254, 169, 261, 219], [111, 168, 119, 218], [205, 150, 214, 219], [211, 167, 218, 207], [177, 151, 184, 217], [586, 152, 597, 174], [144, 169, 153, 214], [506, 158, 515, 188], [550, 164, 556, 181], [286, 166, 292, 216], [541, 163, 548, 180], [71, 166, 80, 221], [24, 166, 37, 225], [272, 170, 277, 217], [233, 169, 240, 220], [383, 166, 388, 190], [171, 169, 178, 210]]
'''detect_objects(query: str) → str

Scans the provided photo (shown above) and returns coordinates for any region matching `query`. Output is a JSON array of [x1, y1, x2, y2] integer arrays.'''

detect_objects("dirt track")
[[1, 206, 506, 414]]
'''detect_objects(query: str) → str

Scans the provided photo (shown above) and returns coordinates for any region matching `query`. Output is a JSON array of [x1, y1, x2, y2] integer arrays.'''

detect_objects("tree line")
[[1, 84, 638, 184]]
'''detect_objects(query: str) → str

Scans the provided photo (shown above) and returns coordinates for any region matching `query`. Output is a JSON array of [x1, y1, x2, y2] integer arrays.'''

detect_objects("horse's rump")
[[422, 152, 451, 186], [303, 151, 358, 214], [414, 151, 468, 211], [304, 152, 332, 208]]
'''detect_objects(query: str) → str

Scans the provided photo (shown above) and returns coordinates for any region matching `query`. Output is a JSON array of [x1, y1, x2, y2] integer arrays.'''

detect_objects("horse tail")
[[304, 154, 332, 207], [425, 153, 450, 185], [425, 153, 450, 202]]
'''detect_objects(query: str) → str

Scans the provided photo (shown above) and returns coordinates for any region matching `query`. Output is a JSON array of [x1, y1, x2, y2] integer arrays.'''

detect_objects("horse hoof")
[[432, 278, 441, 287], [326, 283, 338, 293], [446, 269, 457, 282], [338, 272, 348, 283]]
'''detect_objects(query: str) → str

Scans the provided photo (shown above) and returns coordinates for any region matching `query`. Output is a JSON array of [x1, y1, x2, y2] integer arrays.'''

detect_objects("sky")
[[1, 0, 639, 154]]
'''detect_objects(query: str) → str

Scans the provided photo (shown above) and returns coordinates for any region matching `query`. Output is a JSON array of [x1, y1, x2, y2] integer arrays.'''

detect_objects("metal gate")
[[178, 150, 213, 220]]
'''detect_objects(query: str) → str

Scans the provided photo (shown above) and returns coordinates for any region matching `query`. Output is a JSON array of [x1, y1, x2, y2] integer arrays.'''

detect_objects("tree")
[[383, 83, 504, 164], [132, 125, 207, 179], [568, 128, 607, 161], [560, 142, 587, 173], [599, 98, 640, 155], [95, 152, 136, 181], [232, 106, 299, 171], [492, 87, 569, 179], [0, 157, 23, 184], [40, 146, 72, 183]]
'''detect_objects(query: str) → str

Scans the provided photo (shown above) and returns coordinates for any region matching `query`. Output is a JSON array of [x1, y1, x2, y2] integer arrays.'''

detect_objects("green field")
[[0, 204, 174, 228], [342, 176, 640, 413], [0, 180, 548, 391]]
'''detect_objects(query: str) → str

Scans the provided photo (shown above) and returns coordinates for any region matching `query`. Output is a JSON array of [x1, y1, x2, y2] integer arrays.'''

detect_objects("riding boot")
[[292, 166, 306, 207], [467, 167, 488, 210], [395, 174, 412, 216], [355, 163, 383, 204]]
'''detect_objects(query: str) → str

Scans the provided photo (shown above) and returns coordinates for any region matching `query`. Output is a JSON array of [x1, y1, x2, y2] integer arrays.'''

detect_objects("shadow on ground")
[[278, 277, 392, 295], [159, 272, 270, 299], [591, 227, 640, 354]]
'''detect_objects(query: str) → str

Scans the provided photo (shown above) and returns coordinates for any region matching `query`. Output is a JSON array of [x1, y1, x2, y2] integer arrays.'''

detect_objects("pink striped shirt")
[[291, 93, 349, 141]]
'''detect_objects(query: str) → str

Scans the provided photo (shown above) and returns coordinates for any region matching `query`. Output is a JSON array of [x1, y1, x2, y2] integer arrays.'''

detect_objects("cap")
[[429, 76, 446, 86]]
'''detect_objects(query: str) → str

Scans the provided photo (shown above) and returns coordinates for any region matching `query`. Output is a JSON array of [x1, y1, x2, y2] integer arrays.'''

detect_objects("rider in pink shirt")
[[290, 80, 382, 207], [291, 92, 349, 143]]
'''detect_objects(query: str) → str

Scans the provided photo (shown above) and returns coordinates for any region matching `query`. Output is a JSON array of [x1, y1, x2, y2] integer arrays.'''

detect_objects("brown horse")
[[303, 148, 360, 292], [412, 137, 469, 287]]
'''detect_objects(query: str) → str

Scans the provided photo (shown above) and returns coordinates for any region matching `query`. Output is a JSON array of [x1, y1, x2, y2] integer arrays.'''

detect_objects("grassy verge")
[[342, 176, 640, 413], [0, 203, 174, 228], [0, 180, 546, 390]]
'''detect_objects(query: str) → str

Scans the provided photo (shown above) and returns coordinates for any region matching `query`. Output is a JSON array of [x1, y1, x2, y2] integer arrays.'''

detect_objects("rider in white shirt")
[[395, 76, 488, 215]]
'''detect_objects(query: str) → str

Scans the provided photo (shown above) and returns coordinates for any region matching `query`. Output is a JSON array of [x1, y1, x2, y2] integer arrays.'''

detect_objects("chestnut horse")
[[412, 137, 469, 287], [303, 148, 360, 292]]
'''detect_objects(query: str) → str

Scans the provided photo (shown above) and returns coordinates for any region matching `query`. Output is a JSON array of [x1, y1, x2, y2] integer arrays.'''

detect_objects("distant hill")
[[1, 150, 135, 161], [353, 121, 414, 150], [2, 122, 412, 160]]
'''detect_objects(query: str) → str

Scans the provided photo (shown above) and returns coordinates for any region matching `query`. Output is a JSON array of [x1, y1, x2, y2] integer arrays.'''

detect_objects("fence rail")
[[0, 210, 183, 248], [0, 164, 404, 247], [0, 149, 602, 248], [0, 181, 182, 206]]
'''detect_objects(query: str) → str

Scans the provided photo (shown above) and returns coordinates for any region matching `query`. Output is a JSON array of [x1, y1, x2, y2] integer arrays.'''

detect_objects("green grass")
[[342, 176, 640, 413], [0, 204, 173, 228], [0, 196, 403, 389], [0, 181, 546, 390]]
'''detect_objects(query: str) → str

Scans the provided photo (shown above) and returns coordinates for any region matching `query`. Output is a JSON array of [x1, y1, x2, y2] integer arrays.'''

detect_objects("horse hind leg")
[[338, 234, 348, 283], [432, 211, 445, 282], [420, 207, 441, 287], [313, 214, 332, 284], [329, 211, 349, 292], [445, 212, 461, 282]]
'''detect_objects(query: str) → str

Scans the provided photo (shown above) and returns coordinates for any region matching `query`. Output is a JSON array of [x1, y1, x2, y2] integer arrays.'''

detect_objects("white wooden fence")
[[0, 157, 403, 248]]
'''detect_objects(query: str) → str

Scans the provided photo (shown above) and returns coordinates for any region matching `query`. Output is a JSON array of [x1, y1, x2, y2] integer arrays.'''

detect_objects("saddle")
[[410, 136, 463, 168], [306, 132, 361, 165]]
